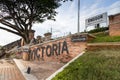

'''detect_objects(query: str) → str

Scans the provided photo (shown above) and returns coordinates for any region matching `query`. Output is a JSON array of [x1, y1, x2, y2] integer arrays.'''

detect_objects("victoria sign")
[[27, 41, 69, 60]]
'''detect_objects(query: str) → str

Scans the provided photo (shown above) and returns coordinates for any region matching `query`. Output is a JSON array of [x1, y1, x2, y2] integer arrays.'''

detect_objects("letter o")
[[46, 45, 52, 57]]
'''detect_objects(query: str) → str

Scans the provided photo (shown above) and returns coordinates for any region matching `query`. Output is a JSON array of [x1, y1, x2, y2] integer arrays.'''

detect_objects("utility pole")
[[78, 0, 80, 33], [51, 27, 52, 33]]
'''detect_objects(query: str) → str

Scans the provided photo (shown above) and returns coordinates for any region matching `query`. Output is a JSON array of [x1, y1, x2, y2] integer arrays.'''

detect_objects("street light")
[[78, 0, 80, 33]]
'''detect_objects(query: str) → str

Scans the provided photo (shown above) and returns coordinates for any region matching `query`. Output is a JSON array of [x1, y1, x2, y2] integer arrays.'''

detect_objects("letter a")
[[62, 41, 69, 54]]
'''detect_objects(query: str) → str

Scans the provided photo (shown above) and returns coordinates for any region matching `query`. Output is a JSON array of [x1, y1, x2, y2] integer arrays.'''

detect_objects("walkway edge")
[[46, 51, 85, 80], [13, 59, 38, 80]]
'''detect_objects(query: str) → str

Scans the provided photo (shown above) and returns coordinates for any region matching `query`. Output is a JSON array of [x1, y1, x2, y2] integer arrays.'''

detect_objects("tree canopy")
[[0, 0, 72, 44]]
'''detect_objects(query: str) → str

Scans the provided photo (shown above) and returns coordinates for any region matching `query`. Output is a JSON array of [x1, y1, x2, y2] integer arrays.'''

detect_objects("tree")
[[0, 0, 72, 44]]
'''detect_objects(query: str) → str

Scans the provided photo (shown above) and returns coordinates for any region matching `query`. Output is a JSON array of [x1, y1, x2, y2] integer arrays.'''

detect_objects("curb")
[[13, 59, 38, 80], [46, 51, 85, 80]]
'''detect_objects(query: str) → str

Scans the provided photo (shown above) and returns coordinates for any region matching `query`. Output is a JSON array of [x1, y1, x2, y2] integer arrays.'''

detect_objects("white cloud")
[[108, 1, 120, 15], [0, 0, 120, 45], [0, 29, 20, 45], [33, 0, 78, 38]]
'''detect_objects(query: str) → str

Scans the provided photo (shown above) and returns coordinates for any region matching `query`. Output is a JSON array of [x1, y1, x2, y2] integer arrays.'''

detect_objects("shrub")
[[88, 27, 109, 33]]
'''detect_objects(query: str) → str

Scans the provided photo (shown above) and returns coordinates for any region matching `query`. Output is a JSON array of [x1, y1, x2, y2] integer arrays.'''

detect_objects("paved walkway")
[[14, 59, 64, 80], [0, 59, 25, 80]]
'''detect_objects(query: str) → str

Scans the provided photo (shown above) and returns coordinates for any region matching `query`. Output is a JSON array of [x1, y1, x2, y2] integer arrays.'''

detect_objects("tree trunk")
[[24, 36, 30, 45], [22, 31, 30, 45]]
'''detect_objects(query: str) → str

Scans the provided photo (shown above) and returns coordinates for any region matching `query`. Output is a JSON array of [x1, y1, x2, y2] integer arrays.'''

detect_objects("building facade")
[[109, 13, 120, 36]]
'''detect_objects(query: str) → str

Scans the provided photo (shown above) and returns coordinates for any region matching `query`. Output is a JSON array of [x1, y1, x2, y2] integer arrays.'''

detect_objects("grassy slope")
[[52, 49, 120, 80], [89, 32, 120, 43]]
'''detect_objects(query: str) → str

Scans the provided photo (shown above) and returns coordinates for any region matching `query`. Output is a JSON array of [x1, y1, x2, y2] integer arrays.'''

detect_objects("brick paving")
[[0, 59, 25, 80]]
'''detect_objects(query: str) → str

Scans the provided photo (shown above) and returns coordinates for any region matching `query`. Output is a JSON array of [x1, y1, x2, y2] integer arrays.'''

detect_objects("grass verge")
[[52, 49, 120, 80], [89, 32, 120, 43]]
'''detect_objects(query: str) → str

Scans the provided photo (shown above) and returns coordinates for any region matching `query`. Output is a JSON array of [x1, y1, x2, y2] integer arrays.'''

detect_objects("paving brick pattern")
[[0, 60, 25, 80]]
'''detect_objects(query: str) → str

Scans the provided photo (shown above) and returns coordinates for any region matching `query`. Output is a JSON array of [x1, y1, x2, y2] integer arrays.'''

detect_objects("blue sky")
[[80, 0, 119, 8], [0, 0, 120, 45]]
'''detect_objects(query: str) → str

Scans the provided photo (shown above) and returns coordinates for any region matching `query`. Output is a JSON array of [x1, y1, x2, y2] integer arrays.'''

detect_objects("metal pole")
[[51, 27, 52, 33], [78, 0, 80, 33]]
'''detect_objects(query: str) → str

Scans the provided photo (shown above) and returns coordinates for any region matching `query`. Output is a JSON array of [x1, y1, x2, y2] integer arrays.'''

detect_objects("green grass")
[[91, 36, 120, 43], [52, 49, 120, 80], [89, 32, 120, 43]]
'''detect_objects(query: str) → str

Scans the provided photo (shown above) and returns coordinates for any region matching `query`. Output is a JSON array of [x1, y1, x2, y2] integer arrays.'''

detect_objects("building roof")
[[109, 13, 120, 17]]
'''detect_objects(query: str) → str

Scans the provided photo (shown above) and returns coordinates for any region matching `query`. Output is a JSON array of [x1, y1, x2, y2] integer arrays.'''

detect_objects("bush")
[[88, 27, 108, 33]]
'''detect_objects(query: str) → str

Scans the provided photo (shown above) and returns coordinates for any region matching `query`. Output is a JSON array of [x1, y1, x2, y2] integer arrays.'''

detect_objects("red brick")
[[28, 37, 87, 63], [109, 13, 120, 36]]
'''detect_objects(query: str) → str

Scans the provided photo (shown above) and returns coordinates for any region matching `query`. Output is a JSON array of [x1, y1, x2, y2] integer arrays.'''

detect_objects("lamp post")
[[78, 0, 80, 33]]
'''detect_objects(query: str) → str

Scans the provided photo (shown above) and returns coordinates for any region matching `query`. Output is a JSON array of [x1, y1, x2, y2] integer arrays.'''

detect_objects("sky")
[[0, 0, 120, 46]]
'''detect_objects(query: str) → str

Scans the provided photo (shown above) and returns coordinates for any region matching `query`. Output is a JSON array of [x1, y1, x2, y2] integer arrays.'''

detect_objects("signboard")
[[85, 12, 107, 27], [71, 35, 86, 42], [71, 37, 86, 42]]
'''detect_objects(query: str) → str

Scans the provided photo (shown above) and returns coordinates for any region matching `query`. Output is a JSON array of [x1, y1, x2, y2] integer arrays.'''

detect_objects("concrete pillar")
[[36, 35, 42, 43], [44, 32, 52, 41]]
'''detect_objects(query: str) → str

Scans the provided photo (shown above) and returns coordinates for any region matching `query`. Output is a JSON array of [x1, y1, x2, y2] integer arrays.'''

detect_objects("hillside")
[[52, 28, 120, 80], [89, 31, 120, 43], [52, 49, 120, 80], [86, 27, 120, 43]]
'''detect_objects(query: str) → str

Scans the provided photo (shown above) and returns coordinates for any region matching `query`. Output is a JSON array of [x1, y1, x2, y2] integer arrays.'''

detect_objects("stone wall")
[[109, 13, 120, 36]]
